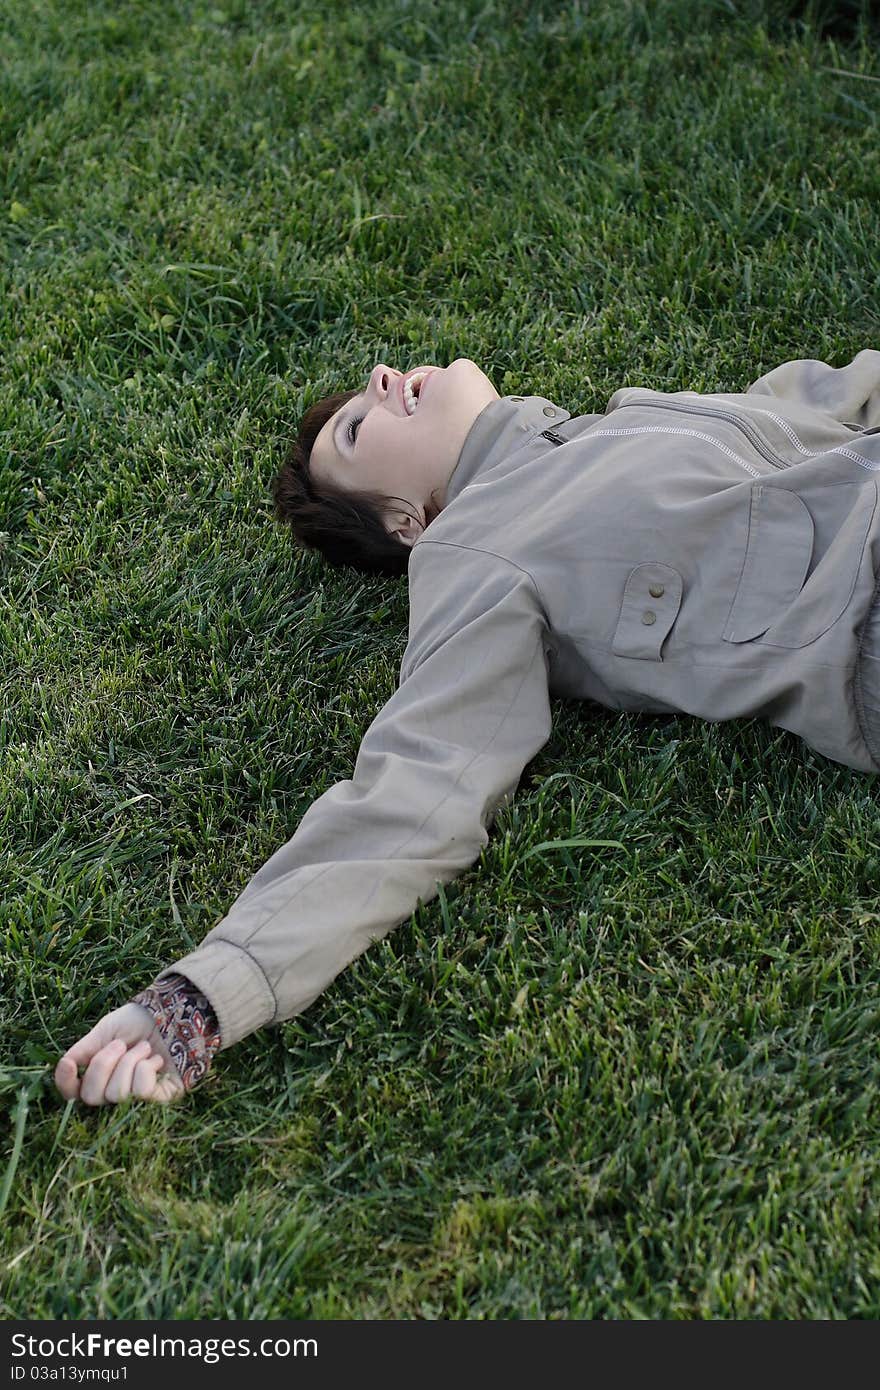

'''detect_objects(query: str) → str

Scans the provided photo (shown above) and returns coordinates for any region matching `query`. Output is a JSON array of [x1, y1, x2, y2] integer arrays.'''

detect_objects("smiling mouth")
[[402, 370, 432, 416]]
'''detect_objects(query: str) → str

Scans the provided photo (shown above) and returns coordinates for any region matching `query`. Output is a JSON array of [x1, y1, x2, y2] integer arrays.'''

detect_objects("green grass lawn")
[[2, 0, 880, 1318]]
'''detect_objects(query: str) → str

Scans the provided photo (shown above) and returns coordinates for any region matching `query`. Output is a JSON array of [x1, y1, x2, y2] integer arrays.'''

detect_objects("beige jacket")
[[159, 350, 880, 1050]]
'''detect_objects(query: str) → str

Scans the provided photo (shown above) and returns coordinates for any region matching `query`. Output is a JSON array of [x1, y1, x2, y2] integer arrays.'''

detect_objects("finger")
[[131, 1052, 167, 1101], [79, 1039, 130, 1107], [54, 1055, 81, 1101], [63, 1019, 117, 1069], [104, 1039, 153, 1104], [154, 1074, 185, 1104]]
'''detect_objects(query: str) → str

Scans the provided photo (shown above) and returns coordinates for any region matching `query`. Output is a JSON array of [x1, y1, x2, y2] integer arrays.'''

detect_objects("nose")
[[368, 363, 399, 399]]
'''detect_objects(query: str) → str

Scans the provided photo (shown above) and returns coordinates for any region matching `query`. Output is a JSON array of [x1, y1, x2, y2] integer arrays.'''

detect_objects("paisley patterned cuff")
[[131, 972, 222, 1092]]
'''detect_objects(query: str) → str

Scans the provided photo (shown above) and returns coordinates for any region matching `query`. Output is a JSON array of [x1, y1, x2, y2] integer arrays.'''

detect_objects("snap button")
[[649, 584, 665, 598], [641, 610, 656, 625], [542, 406, 557, 416]]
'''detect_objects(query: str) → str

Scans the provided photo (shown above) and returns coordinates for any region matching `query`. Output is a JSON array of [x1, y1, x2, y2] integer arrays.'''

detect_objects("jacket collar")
[[442, 395, 571, 507]]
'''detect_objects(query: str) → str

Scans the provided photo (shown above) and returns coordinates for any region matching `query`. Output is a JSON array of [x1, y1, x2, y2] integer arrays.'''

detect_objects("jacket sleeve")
[[155, 543, 554, 1050], [746, 348, 880, 429]]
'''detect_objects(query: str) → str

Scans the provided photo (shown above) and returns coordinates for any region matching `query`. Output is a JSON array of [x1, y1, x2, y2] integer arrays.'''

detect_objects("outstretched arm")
[[55, 545, 554, 1104]]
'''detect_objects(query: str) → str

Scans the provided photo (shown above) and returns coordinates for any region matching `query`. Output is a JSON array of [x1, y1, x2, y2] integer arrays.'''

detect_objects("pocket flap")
[[612, 563, 683, 661], [722, 485, 814, 643]]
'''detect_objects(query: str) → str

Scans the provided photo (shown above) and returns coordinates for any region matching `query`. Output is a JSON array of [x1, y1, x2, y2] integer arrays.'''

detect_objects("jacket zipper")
[[614, 395, 787, 471]]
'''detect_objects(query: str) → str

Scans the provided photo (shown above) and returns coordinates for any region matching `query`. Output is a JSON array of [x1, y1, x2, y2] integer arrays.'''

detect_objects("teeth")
[[403, 371, 430, 416]]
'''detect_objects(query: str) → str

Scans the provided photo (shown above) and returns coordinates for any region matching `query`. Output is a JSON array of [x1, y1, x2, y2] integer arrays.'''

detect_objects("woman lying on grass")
[[55, 349, 880, 1105]]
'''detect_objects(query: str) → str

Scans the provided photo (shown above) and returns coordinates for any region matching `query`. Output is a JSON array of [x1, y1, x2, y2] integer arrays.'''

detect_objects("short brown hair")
[[272, 390, 414, 577]]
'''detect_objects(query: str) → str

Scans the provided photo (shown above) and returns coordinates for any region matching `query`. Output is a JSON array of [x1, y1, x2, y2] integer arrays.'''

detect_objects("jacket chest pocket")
[[722, 481, 877, 649], [612, 562, 683, 661]]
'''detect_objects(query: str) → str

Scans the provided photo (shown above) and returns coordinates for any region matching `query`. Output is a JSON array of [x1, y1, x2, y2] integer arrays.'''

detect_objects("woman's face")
[[310, 358, 501, 544]]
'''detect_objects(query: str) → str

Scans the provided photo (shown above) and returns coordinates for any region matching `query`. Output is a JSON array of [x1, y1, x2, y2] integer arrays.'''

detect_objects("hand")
[[54, 1002, 186, 1106]]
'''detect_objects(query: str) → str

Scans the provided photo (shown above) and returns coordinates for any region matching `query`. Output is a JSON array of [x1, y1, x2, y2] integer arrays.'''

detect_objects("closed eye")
[[348, 414, 363, 446]]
